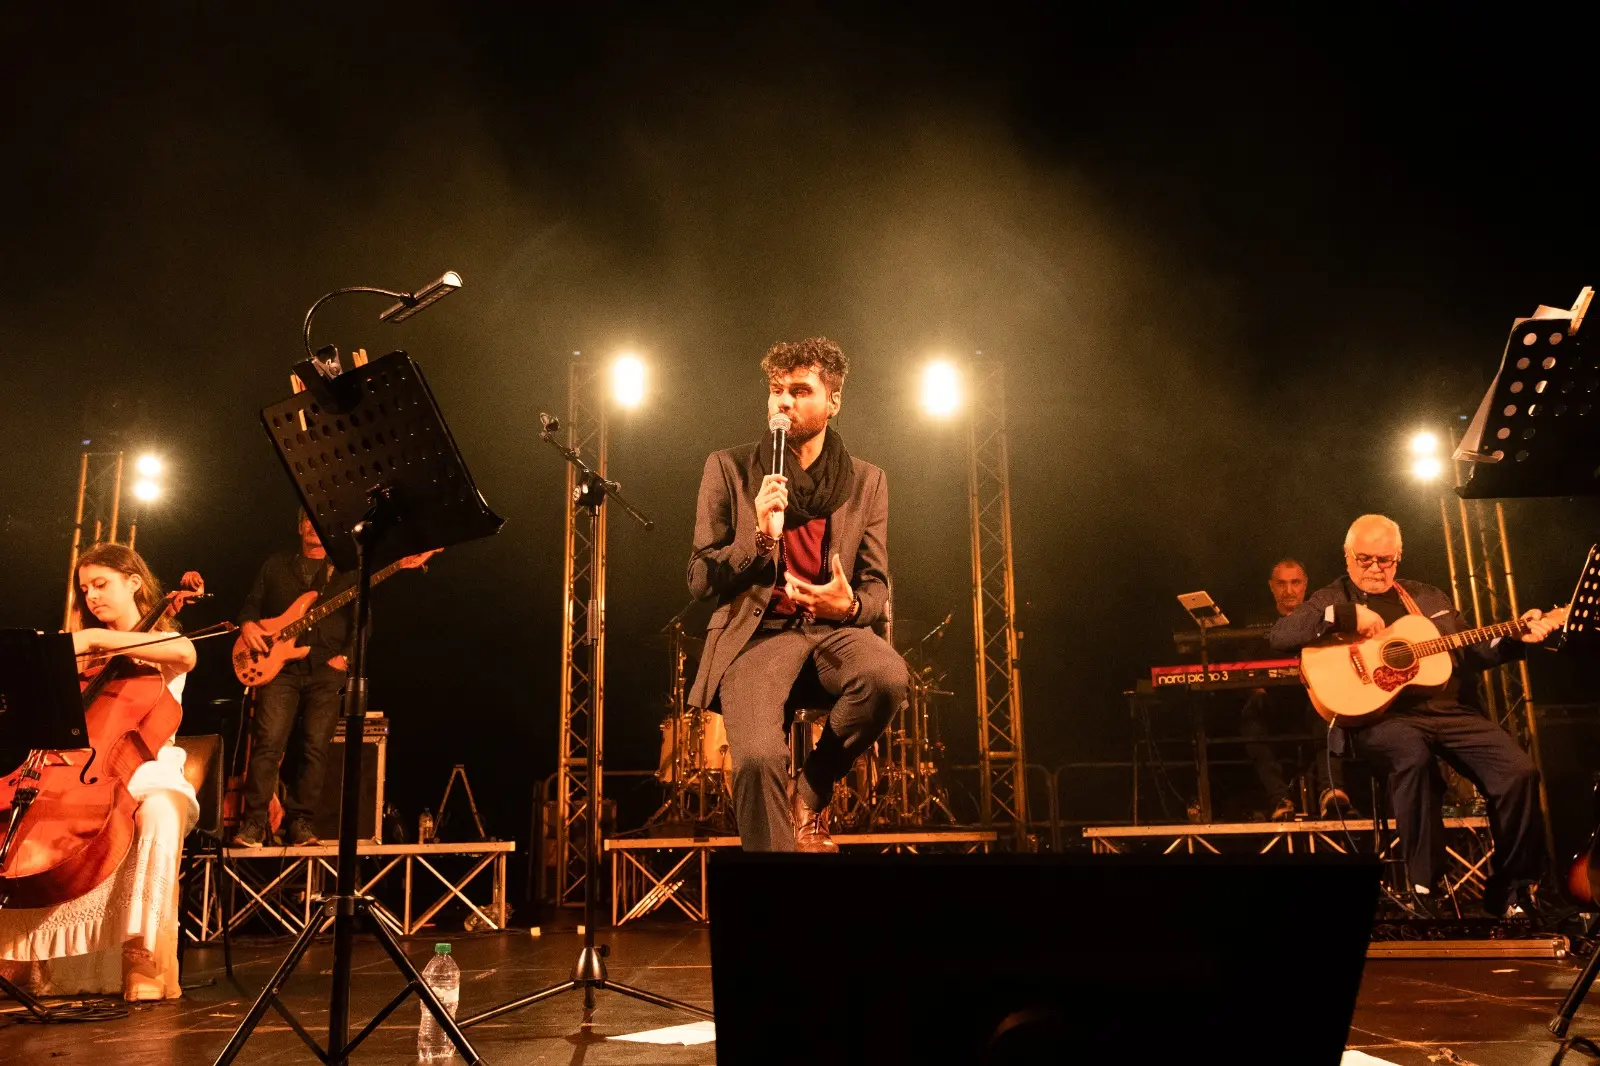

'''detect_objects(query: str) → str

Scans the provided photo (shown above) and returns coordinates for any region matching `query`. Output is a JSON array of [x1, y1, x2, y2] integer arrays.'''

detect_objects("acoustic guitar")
[[1299, 606, 1566, 725], [231, 550, 439, 688]]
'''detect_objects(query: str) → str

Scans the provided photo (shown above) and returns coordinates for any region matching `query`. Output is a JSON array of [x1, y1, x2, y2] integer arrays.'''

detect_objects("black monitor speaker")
[[708, 853, 1377, 1066]]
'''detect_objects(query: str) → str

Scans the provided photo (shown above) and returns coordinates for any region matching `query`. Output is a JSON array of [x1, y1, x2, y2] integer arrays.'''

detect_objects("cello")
[[0, 573, 215, 909]]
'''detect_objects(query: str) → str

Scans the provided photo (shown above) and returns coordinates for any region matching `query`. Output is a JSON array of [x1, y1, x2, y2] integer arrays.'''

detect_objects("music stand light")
[[212, 351, 502, 1066]]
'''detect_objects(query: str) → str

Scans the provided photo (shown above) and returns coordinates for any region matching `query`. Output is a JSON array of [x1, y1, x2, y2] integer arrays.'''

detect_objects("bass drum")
[[656, 710, 732, 783]]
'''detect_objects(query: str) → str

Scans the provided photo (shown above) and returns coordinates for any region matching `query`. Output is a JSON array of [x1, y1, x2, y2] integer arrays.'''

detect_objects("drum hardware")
[[643, 616, 734, 832]]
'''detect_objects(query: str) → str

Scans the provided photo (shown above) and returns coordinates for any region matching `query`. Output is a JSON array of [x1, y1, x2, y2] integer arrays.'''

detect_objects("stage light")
[[1411, 456, 1444, 482], [135, 453, 162, 477], [920, 360, 962, 418], [132, 479, 162, 502], [611, 354, 646, 409], [1409, 431, 1439, 456]]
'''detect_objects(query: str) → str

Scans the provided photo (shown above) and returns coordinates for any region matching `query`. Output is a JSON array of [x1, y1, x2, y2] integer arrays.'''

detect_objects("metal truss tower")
[[966, 361, 1030, 848], [555, 358, 609, 906], [1437, 481, 1556, 867]]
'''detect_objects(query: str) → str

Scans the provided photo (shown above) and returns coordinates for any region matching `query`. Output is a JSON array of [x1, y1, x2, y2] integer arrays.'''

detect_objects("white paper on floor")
[[1342, 1052, 1402, 1066], [609, 1021, 717, 1045]]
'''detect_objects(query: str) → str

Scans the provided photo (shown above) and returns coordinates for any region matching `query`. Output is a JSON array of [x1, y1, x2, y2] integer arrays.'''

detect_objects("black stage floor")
[[2, 926, 1597, 1064]]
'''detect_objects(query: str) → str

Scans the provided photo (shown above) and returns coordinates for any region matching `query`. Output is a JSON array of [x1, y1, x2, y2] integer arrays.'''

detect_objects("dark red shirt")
[[767, 517, 829, 617]]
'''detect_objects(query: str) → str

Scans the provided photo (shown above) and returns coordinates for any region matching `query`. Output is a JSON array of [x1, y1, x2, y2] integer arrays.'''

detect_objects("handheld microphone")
[[768, 413, 791, 478]]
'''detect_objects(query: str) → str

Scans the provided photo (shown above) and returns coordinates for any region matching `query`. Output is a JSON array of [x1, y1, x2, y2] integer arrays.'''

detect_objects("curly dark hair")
[[760, 337, 849, 395]]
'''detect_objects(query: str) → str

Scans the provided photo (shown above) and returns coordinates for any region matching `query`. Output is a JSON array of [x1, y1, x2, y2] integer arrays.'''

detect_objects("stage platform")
[[606, 830, 998, 925], [183, 840, 515, 944], [3, 925, 1596, 1065], [1083, 817, 1495, 897]]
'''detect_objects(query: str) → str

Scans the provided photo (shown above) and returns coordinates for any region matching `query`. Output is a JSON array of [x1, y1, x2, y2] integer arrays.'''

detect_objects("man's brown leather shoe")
[[792, 789, 840, 854]]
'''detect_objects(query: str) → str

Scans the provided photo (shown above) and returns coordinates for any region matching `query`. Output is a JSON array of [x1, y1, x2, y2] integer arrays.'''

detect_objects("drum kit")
[[645, 609, 959, 833]]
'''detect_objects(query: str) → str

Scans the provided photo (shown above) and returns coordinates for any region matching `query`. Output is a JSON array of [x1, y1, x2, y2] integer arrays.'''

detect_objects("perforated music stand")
[[1457, 288, 1600, 498], [0, 630, 95, 1020], [1560, 544, 1600, 641], [213, 351, 502, 1066]]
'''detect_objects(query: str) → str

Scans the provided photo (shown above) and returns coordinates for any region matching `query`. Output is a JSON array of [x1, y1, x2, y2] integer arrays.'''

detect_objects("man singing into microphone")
[[687, 337, 906, 852]]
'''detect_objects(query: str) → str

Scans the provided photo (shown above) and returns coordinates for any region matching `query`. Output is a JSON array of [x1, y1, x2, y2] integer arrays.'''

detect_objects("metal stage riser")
[[605, 831, 998, 925], [1083, 818, 1496, 898], [181, 842, 514, 944]]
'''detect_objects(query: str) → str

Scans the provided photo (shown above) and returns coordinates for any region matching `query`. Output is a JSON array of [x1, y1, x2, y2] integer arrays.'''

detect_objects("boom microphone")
[[768, 412, 791, 478]]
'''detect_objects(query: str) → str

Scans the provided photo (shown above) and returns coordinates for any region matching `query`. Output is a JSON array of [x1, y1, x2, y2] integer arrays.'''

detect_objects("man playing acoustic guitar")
[[1271, 514, 1562, 919]]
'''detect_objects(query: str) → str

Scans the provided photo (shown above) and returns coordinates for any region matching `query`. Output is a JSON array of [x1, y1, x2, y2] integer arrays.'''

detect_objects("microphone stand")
[[460, 415, 711, 1029]]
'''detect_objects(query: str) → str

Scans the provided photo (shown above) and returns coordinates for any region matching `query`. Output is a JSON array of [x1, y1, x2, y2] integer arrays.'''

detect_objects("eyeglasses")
[[1350, 553, 1400, 571]]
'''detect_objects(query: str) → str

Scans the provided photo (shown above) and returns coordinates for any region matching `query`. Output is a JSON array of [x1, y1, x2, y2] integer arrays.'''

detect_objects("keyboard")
[[1148, 658, 1302, 690]]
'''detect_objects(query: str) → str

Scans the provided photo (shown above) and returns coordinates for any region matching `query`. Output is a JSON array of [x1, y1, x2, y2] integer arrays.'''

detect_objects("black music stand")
[[213, 351, 503, 1066], [0, 630, 110, 1022], [1547, 544, 1600, 1045], [1456, 287, 1599, 499], [1177, 592, 1229, 822], [458, 413, 712, 1032], [1559, 544, 1600, 644]]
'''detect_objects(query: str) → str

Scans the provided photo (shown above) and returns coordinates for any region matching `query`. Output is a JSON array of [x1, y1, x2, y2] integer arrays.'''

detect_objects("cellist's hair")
[[70, 543, 177, 633]]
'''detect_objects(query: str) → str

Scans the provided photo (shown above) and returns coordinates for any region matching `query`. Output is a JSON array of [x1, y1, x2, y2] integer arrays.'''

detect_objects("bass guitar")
[[231, 550, 439, 688], [1300, 606, 1567, 725]]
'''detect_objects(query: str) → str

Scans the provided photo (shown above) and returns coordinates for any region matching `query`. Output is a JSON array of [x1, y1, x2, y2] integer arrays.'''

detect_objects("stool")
[[785, 657, 836, 787], [789, 707, 831, 782]]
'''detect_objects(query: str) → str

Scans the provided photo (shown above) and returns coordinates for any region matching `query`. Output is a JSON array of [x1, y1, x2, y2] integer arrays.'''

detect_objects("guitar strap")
[[1393, 583, 1424, 617]]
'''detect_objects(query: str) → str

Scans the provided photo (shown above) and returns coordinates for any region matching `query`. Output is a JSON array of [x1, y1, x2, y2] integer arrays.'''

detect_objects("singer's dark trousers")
[[718, 624, 907, 852], [1348, 708, 1542, 892]]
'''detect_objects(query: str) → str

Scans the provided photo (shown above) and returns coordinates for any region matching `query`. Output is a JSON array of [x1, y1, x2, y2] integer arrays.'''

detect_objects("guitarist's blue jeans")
[[1349, 708, 1542, 893]]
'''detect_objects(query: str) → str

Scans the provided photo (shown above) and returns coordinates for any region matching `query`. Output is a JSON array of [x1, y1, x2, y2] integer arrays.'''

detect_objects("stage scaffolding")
[[967, 361, 1030, 848], [1436, 457, 1556, 867], [554, 357, 608, 907]]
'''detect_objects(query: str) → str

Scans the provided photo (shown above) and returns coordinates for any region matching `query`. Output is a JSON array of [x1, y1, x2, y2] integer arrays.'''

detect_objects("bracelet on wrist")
[[754, 529, 778, 556]]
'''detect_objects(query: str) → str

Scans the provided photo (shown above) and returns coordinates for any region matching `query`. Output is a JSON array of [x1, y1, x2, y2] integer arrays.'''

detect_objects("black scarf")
[[752, 425, 855, 526]]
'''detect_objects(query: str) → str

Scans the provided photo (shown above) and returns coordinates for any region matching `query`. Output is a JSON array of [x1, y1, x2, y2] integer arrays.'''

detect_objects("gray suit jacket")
[[686, 441, 891, 709]]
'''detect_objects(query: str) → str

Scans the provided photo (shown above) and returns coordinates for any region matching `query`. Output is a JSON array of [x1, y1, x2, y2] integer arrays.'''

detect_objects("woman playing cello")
[[0, 544, 199, 1001]]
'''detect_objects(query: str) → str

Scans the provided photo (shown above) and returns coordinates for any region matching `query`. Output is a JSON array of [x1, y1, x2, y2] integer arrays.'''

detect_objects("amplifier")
[[312, 713, 388, 844]]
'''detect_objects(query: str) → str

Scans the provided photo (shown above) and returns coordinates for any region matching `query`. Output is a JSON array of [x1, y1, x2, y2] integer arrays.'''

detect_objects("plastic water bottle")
[[416, 943, 460, 1063]]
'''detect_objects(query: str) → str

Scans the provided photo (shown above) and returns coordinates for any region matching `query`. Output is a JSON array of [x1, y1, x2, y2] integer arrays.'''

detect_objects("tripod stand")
[[213, 348, 503, 1065], [460, 414, 711, 1028]]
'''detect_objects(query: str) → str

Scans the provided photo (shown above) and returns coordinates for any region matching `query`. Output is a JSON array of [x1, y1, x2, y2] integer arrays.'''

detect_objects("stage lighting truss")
[[61, 447, 166, 627], [555, 357, 609, 907], [1425, 425, 1555, 869], [966, 362, 1031, 848]]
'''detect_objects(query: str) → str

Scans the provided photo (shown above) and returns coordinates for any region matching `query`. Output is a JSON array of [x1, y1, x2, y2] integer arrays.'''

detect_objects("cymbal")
[[645, 630, 706, 657]]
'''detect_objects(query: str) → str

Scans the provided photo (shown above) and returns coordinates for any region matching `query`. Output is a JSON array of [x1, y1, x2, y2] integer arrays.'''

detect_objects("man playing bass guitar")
[[1270, 514, 1561, 919], [233, 511, 354, 847]]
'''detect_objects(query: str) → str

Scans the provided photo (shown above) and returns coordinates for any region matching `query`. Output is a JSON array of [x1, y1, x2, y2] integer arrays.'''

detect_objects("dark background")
[[2, 6, 1596, 861]]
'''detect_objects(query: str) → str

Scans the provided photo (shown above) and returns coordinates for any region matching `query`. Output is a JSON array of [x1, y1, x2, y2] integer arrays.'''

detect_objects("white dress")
[[0, 672, 198, 996]]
